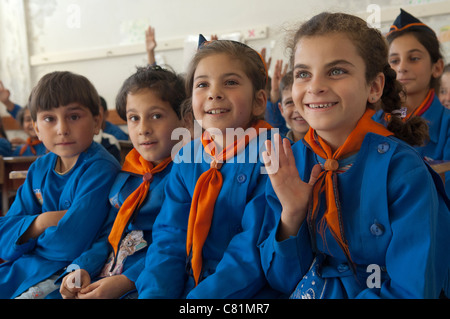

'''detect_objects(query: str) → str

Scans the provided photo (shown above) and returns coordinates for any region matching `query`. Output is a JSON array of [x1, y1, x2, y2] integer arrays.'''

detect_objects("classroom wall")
[[1, 0, 450, 119]]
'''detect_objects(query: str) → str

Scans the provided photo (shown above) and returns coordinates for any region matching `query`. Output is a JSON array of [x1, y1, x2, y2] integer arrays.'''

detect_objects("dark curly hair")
[[115, 65, 186, 121]]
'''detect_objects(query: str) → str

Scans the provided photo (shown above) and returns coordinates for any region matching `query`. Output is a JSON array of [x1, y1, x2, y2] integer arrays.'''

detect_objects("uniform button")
[[377, 142, 390, 154], [236, 174, 247, 184], [370, 223, 385, 236], [64, 200, 71, 208], [337, 263, 349, 273]]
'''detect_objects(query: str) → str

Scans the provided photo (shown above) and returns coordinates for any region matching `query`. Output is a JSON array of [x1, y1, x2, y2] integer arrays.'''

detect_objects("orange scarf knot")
[[108, 148, 172, 259], [186, 120, 272, 285], [210, 159, 223, 170], [19, 137, 42, 156], [304, 109, 393, 269], [324, 159, 339, 171]]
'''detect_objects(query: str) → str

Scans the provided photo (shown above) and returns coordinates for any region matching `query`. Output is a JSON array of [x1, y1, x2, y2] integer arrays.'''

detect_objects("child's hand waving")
[[262, 134, 321, 240]]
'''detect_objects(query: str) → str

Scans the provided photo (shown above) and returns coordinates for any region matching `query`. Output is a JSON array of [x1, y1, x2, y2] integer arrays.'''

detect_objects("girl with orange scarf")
[[373, 9, 450, 197], [260, 12, 450, 299], [59, 65, 188, 299], [136, 38, 281, 298], [13, 107, 46, 156]]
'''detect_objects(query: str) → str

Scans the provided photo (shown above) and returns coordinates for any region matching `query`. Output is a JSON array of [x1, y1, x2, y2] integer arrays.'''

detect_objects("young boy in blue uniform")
[[59, 65, 189, 299], [0, 71, 121, 299]]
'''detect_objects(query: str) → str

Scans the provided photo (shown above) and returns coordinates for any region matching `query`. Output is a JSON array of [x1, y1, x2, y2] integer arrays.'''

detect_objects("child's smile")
[[192, 53, 265, 146], [126, 88, 184, 164], [292, 33, 382, 150]]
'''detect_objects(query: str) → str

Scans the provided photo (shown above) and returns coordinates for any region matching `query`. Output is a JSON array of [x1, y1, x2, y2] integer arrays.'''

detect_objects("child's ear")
[[93, 113, 102, 135], [278, 102, 284, 116], [432, 58, 444, 79], [32, 121, 42, 141], [367, 72, 385, 104], [252, 89, 267, 117]]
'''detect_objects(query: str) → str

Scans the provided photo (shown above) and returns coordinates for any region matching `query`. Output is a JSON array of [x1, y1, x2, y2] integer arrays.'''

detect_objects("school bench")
[[429, 160, 450, 184], [0, 156, 38, 215]]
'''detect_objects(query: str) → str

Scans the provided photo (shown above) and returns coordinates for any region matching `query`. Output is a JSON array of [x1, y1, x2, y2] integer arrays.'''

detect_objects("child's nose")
[[395, 60, 408, 74], [208, 85, 223, 100], [307, 76, 327, 95], [57, 120, 69, 136], [139, 120, 153, 135]]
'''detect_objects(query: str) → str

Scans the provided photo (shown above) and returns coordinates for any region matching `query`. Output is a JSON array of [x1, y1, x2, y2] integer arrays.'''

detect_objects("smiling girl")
[[136, 38, 280, 299], [373, 9, 450, 196], [260, 12, 450, 299]]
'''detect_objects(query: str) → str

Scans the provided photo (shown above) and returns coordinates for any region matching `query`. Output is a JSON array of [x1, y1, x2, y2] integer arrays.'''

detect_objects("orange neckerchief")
[[303, 109, 393, 268], [19, 137, 42, 156], [108, 148, 172, 258], [405, 89, 434, 120], [186, 120, 272, 285]]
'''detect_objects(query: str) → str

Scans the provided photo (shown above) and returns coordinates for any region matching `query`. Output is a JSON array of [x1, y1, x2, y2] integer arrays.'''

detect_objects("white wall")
[[1, 0, 450, 114], [0, 0, 31, 111]]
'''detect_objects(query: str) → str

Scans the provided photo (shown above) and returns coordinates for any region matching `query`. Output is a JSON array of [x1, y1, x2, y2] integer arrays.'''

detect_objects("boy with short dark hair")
[[59, 65, 189, 299], [0, 71, 121, 299]]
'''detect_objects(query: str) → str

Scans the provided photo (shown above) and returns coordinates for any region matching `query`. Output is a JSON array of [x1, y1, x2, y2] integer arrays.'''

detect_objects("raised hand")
[[145, 26, 157, 65], [0, 81, 11, 104], [0, 80, 16, 111], [270, 60, 288, 103], [262, 134, 321, 240]]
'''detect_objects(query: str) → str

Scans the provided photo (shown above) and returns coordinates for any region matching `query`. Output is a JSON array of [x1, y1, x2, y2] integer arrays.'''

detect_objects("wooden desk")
[[1, 156, 38, 215], [9, 170, 28, 179], [429, 160, 450, 183]]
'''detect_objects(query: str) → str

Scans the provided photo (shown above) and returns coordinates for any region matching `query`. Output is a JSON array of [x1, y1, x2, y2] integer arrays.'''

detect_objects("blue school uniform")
[[136, 134, 279, 299], [62, 162, 173, 288], [0, 142, 120, 298], [259, 133, 450, 298], [0, 138, 12, 156], [12, 142, 47, 157], [265, 100, 289, 136], [373, 95, 450, 196], [104, 121, 129, 141]]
